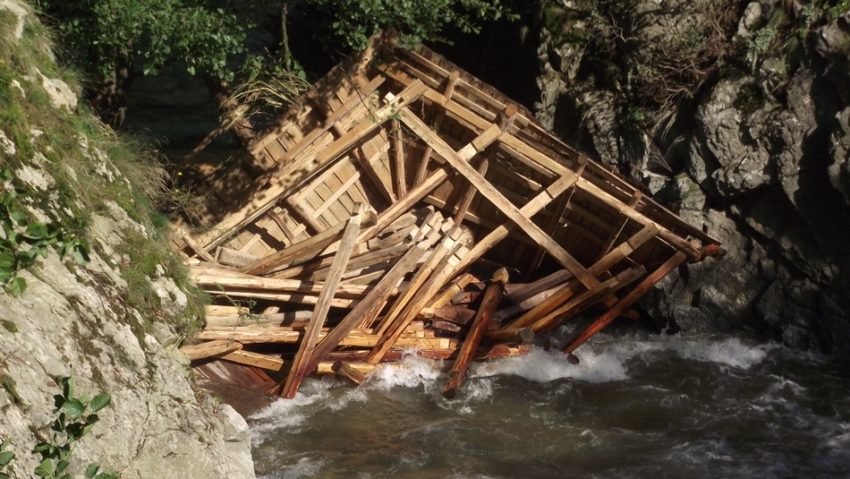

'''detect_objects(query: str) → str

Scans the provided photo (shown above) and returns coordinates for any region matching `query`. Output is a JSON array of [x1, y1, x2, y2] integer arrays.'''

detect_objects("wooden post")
[[414, 70, 460, 184], [452, 156, 489, 225], [443, 268, 508, 399], [564, 251, 687, 354], [332, 361, 367, 385], [391, 119, 407, 197], [281, 205, 365, 398]]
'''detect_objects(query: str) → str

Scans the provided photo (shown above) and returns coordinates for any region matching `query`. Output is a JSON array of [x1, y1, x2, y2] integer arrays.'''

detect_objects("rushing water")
[[249, 332, 850, 478]]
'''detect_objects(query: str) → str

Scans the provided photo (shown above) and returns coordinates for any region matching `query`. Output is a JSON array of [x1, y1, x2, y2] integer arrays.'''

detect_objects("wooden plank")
[[367, 243, 464, 364], [282, 204, 365, 398], [241, 210, 377, 275], [430, 272, 479, 309], [219, 350, 286, 372], [564, 251, 689, 354], [285, 196, 326, 234], [414, 70, 460, 184], [504, 270, 572, 304], [409, 82, 703, 259], [499, 224, 659, 332], [399, 107, 599, 290], [308, 236, 435, 366], [252, 75, 385, 159], [452, 156, 489, 225], [189, 271, 373, 299], [390, 119, 407, 197], [180, 340, 242, 361], [197, 328, 456, 349], [443, 268, 508, 399], [527, 158, 586, 276], [374, 227, 461, 336], [203, 290, 356, 309], [332, 361, 368, 385], [191, 80, 426, 251], [217, 247, 260, 268]]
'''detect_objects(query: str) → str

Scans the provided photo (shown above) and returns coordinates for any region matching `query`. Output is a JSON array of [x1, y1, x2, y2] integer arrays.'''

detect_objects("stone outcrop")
[[536, 0, 850, 354], [0, 1, 255, 477]]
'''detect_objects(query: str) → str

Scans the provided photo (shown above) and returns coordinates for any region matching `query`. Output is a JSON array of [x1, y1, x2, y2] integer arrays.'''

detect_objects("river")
[[248, 332, 850, 478]]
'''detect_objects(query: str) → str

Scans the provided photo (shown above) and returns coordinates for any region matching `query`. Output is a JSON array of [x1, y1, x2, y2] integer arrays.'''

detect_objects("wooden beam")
[[332, 361, 368, 385], [374, 228, 461, 336], [564, 251, 688, 354], [180, 340, 242, 361], [281, 205, 365, 398], [398, 107, 599, 290], [219, 350, 286, 372], [414, 70, 460, 184], [390, 119, 407, 197], [307, 235, 436, 365], [498, 224, 659, 332], [452, 156, 489, 225], [197, 327, 456, 349], [190, 80, 426, 251], [241, 210, 377, 275], [443, 268, 508, 398]]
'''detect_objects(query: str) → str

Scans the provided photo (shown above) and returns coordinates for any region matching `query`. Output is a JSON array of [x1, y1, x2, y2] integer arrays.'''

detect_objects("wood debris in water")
[[174, 35, 721, 398]]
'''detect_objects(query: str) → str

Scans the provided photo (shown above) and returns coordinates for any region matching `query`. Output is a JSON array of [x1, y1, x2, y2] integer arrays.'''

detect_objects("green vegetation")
[[0, 440, 14, 479], [298, 0, 514, 50], [0, 168, 89, 296], [0, 5, 205, 333], [32, 377, 117, 479], [1, 378, 118, 479]]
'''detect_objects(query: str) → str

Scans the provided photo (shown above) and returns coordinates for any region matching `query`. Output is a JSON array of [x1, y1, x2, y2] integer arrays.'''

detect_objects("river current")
[[249, 332, 850, 478]]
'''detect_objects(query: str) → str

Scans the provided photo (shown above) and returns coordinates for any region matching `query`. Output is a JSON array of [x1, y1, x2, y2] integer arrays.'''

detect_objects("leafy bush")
[[297, 0, 514, 50]]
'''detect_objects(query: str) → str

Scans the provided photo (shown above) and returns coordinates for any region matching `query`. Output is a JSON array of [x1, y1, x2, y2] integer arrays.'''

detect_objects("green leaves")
[[31, 377, 118, 478], [1, 169, 90, 296], [89, 393, 111, 413]]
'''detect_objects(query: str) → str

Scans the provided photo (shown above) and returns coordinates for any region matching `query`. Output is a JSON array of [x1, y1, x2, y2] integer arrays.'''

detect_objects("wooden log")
[[490, 266, 646, 341], [500, 224, 659, 332], [429, 273, 479, 309], [197, 327, 457, 349], [190, 271, 373, 298], [452, 156, 489, 225], [217, 247, 260, 268], [205, 305, 249, 316], [332, 361, 367, 385], [367, 243, 464, 364], [433, 305, 476, 325], [443, 268, 508, 399], [564, 251, 688, 354], [241, 210, 377, 275], [374, 227, 461, 336], [203, 290, 357, 309], [504, 270, 572, 303], [282, 205, 365, 398], [204, 310, 313, 328], [307, 235, 435, 365], [180, 340, 242, 361]]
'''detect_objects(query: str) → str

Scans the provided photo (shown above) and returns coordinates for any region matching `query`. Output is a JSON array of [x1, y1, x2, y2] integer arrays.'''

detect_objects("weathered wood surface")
[[443, 268, 508, 398]]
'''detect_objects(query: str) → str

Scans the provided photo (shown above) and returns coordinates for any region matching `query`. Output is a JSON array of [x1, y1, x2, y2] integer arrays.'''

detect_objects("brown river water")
[[248, 331, 850, 478]]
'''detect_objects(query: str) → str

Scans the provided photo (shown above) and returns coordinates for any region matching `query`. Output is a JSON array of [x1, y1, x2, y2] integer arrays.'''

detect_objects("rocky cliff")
[[0, 2, 255, 477], [536, 0, 850, 354]]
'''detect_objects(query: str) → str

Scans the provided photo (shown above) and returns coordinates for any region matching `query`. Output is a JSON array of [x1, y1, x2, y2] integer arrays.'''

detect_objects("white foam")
[[258, 456, 326, 479]]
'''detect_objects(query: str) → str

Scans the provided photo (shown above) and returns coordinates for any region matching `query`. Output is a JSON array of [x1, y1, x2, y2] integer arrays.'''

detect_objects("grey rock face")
[[537, 0, 850, 355]]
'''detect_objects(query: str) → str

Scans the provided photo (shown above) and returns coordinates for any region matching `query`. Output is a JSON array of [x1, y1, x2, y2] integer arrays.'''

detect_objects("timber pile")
[[173, 36, 721, 399]]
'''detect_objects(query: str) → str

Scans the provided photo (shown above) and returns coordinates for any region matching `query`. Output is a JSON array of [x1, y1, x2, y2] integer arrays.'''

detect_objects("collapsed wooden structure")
[[174, 36, 721, 398]]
